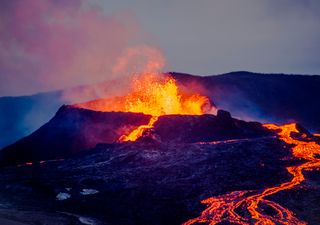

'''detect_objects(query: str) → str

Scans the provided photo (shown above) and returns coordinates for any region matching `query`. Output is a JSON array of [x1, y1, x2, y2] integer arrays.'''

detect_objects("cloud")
[[0, 0, 150, 96], [112, 45, 165, 76], [1, 0, 320, 97]]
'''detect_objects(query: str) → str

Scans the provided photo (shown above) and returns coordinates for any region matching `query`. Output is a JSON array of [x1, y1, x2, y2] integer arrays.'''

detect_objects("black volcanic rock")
[[217, 109, 232, 119], [0, 107, 272, 166], [143, 110, 271, 143]]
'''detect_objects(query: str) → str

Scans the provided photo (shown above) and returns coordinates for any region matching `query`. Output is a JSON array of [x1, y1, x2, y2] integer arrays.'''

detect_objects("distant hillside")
[[0, 91, 67, 148], [0, 71, 319, 148]]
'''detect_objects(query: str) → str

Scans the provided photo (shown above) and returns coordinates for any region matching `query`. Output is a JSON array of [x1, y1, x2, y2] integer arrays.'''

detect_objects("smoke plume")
[[0, 0, 158, 96]]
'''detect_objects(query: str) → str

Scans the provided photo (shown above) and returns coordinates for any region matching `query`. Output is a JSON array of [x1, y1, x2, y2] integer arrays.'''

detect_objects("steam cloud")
[[0, 0, 163, 97], [62, 45, 166, 103], [112, 46, 165, 76]]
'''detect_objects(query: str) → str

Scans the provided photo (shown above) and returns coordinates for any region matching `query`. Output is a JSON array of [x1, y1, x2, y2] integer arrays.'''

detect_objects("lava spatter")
[[184, 123, 320, 225]]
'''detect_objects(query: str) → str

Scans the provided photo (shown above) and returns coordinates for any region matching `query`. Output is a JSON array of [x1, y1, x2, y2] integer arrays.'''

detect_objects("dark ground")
[[1, 137, 313, 225], [0, 121, 319, 224]]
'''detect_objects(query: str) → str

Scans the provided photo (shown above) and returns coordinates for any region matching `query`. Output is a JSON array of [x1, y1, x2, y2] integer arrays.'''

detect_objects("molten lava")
[[122, 74, 211, 116], [119, 116, 159, 142], [184, 123, 320, 225], [118, 74, 212, 141], [76, 73, 213, 141]]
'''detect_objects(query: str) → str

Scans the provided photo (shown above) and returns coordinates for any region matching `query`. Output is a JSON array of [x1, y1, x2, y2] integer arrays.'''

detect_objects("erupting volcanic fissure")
[[118, 74, 212, 141], [183, 123, 320, 225], [75, 73, 213, 141], [122, 74, 211, 116]]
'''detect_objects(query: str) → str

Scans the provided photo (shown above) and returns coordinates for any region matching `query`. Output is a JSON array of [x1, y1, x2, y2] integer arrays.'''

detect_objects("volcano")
[[0, 74, 269, 166], [1, 71, 320, 149], [0, 74, 320, 225], [0, 106, 271, 166]]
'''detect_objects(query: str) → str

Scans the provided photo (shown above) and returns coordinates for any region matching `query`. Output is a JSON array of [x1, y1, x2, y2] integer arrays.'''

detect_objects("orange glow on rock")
[[184, 123, 320, 225]]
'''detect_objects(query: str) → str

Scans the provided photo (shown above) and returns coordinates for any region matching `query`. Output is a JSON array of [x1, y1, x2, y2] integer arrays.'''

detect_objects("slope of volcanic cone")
[[0, 105, 151, 166], [140, 110, 272, 143]]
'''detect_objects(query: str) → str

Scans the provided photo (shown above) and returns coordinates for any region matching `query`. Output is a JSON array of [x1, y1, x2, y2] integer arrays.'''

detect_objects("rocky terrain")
[[0, 136, 299, 225], [0, 106, 320, 224], [0, 106, 270, 166], [1, 71, 320, 149]]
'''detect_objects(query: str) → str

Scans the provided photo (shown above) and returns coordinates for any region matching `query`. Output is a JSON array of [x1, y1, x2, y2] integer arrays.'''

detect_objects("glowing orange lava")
[[184, 123, 320, 225], [122, 73, 211, 116], [74, 73, 212, 141], [119, 116, 159, 142], [118, 73, 212, 141]]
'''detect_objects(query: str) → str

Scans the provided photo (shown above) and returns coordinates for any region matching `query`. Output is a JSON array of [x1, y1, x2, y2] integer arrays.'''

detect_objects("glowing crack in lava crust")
[[183, 123, 320, 225]]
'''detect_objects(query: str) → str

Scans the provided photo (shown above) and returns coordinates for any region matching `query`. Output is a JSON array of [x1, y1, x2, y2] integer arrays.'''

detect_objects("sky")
[[97, 0, 320, 76], [1, 0, 320, 96]]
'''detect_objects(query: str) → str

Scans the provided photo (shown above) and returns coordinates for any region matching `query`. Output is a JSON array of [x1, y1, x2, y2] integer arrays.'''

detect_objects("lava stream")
[[119, 116, 159, 142], [184, 123, 320, 225]]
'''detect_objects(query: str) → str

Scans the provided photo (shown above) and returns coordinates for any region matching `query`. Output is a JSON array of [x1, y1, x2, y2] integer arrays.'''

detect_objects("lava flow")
[[119, 116, 159, 142], [183, 123, 320, 225]]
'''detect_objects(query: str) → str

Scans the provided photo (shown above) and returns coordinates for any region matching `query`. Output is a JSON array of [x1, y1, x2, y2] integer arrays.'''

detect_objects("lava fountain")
[[183, 123, 320, 225], [119, 73, 213, 141], [75, 73, 214, 141]]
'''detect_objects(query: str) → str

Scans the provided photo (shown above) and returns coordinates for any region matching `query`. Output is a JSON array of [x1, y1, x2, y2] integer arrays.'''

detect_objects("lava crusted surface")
[[0, 137, 308, 225]]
